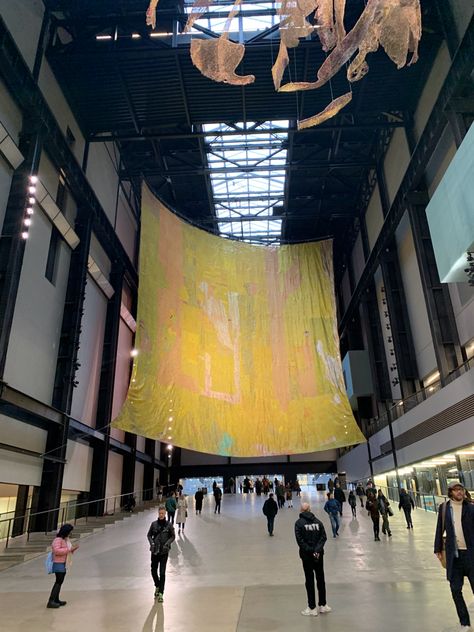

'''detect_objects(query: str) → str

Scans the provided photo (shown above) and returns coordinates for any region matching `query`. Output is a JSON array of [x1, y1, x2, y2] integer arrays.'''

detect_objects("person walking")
[[324, 493, 341, 538], [228, 477, 235, 494], [334, 484, 346, 516], [399, 488, 415, 528], [295, 479, 301, 497], [366, 494, 381, 541], [47, 524, 79, 608], [295, 502, 332, 617], [276, 482, 286, 509], [348, 490, 357, 518], [214, 484, 222, 514], [286, 484, 294, 508], [356, 483, 365, 508], [176, 491, 188, 533], [377, 489, 392, 537], [147, 505, 175, 602], [165, 493, 177, 524], [328, 479, 334, 494], [434, 481, 474, 631], [194, 488, 204, 514], [262, 492, 279, 536]]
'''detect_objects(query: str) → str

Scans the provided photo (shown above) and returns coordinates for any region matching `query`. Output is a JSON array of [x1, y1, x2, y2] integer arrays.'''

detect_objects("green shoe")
[[157, 593, 164, 603]]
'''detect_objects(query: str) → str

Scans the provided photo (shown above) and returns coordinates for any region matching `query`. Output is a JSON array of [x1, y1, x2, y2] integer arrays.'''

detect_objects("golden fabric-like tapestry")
[[113, 187, 365, 457], [298, 91, 352, 130], [190, 38, 255, 86]]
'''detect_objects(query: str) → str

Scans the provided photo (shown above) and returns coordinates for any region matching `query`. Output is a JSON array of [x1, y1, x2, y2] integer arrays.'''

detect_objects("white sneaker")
[[319, 604, 332, 613], [301, 607, 318, 616]]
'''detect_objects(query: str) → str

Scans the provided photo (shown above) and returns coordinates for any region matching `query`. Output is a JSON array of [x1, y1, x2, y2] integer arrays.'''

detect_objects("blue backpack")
[[45, 551, 54, 574]]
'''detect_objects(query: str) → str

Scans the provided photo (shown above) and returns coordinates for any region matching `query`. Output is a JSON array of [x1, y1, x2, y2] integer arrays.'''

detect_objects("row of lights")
[[95, 32, 174, 41], [22, 174, 37, 239]]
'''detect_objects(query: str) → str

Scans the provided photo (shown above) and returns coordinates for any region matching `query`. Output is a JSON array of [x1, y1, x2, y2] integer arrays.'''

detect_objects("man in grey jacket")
[[147, 505, 175, 602]]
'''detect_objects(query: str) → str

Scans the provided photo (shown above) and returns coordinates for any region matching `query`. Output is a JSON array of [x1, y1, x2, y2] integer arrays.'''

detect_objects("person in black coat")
[[194, 488, 204, 514], [213, 485, 222, 514], [147, 506, 175, 602], [434, 481, 474, 629], [334, 484, 346, 516], [262, 492, 279, 536], [399, 488, 415, 528], [294, 502, 331, 616]]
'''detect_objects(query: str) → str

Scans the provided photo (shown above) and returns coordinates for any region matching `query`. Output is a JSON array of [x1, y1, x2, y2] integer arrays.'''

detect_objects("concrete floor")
[[0, 490, 471, 632]]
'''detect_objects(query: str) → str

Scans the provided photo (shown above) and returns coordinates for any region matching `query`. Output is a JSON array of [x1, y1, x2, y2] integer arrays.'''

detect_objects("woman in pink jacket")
[[47, 523, 79, 608]]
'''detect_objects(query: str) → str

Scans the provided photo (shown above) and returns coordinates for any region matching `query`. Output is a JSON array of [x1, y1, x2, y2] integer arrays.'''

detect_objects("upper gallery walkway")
[[0, 489, 465, 632]]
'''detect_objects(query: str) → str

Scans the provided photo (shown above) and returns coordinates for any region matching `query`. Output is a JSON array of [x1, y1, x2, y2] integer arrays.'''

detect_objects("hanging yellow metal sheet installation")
[[113, 186, 365, 456]]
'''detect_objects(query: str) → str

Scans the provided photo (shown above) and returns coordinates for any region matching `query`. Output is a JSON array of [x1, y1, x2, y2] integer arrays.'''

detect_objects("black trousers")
[[167, 511, 175, 524], [371, 516, 380, 539], [450, 551, 474, 627], [302, 554, 326, 610], [403, 506, 413, 527], [214, 499, 221, 513], [151, 554, 168, 593], [266, 516, 275, 534], [49, 571, 65, 603], [350, 504, 357, 517]]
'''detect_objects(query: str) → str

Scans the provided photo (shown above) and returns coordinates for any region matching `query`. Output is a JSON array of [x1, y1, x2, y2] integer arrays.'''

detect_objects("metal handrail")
[[366, 355, 474, 438], [351, 483, 448, 514], [0, 486, 161, 549]]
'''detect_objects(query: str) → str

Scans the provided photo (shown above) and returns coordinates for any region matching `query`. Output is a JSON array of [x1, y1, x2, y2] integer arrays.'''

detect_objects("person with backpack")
[[147, 505, 175, 602], [165, 493, 177, 524], [366, 494, 381, 541], [262, 492, 279, 536], [377, 489, 392, 537], [324, 493, 341, 538], [46, 523, 79, 608]]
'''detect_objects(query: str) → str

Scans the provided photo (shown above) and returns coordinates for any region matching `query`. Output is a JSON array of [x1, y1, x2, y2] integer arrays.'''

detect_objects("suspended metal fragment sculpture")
[[146, 0, 422, 128]]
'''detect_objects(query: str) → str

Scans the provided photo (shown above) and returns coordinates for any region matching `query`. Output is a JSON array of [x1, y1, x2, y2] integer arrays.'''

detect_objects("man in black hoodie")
[[294, 502, 331, 617], [147, 505, 175, 602], [262, 492, 278, 536]]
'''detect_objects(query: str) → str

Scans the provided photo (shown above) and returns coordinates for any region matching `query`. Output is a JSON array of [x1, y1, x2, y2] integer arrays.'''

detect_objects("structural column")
[[89, 263, 125, 515], [143, 439, 156, 501], [0, 131, 42, 374], [408, 197, 464, 382]]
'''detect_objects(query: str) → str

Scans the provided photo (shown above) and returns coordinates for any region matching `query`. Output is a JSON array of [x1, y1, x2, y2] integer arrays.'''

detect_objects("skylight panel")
[[204, 120, 288, 244]]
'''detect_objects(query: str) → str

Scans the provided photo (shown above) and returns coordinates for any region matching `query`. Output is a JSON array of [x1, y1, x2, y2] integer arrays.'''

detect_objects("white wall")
[[115, 188, 137, 261], [37, 61, 85, 164], [86, 143, 119, 225], [134, 461, 144, 499], [136, 436, 146, 453], [351, 233, 365, 286], [450, 0, 474, 41], [0, 0, 43, 72], [0, 449, 43, 486], [105, 451, 123, 499], [0, 413, 46, 452], [449, 284, 474, 347], [414, 43, 451, 140], [4, 207, 70, 404], [62, 440, 93, 492], [365, 184, 384, 251], [395, 212, 436, 378], [70, 276, 107, 426], [383, 129, 411, 207], [337, 442, 371, 482]]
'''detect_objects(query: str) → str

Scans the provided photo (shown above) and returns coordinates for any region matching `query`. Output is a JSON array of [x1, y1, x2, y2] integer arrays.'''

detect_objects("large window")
[[204, 120, 289, 244]]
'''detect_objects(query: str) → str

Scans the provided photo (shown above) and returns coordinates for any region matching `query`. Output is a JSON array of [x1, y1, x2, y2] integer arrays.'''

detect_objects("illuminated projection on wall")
[[113, 186, 365, 456]]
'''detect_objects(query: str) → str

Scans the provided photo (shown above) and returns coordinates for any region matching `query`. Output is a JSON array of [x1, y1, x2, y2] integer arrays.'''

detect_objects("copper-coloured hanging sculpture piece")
[[146, 0, 422, 128]]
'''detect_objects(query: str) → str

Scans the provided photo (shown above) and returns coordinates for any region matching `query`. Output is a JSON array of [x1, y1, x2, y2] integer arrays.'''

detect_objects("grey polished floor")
[[0, 490, 470, 631]]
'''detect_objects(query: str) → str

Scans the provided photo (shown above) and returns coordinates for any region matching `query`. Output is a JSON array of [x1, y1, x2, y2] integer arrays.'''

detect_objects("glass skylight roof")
[[203, 121, 289, 245], [185, 1, 277, 33]]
